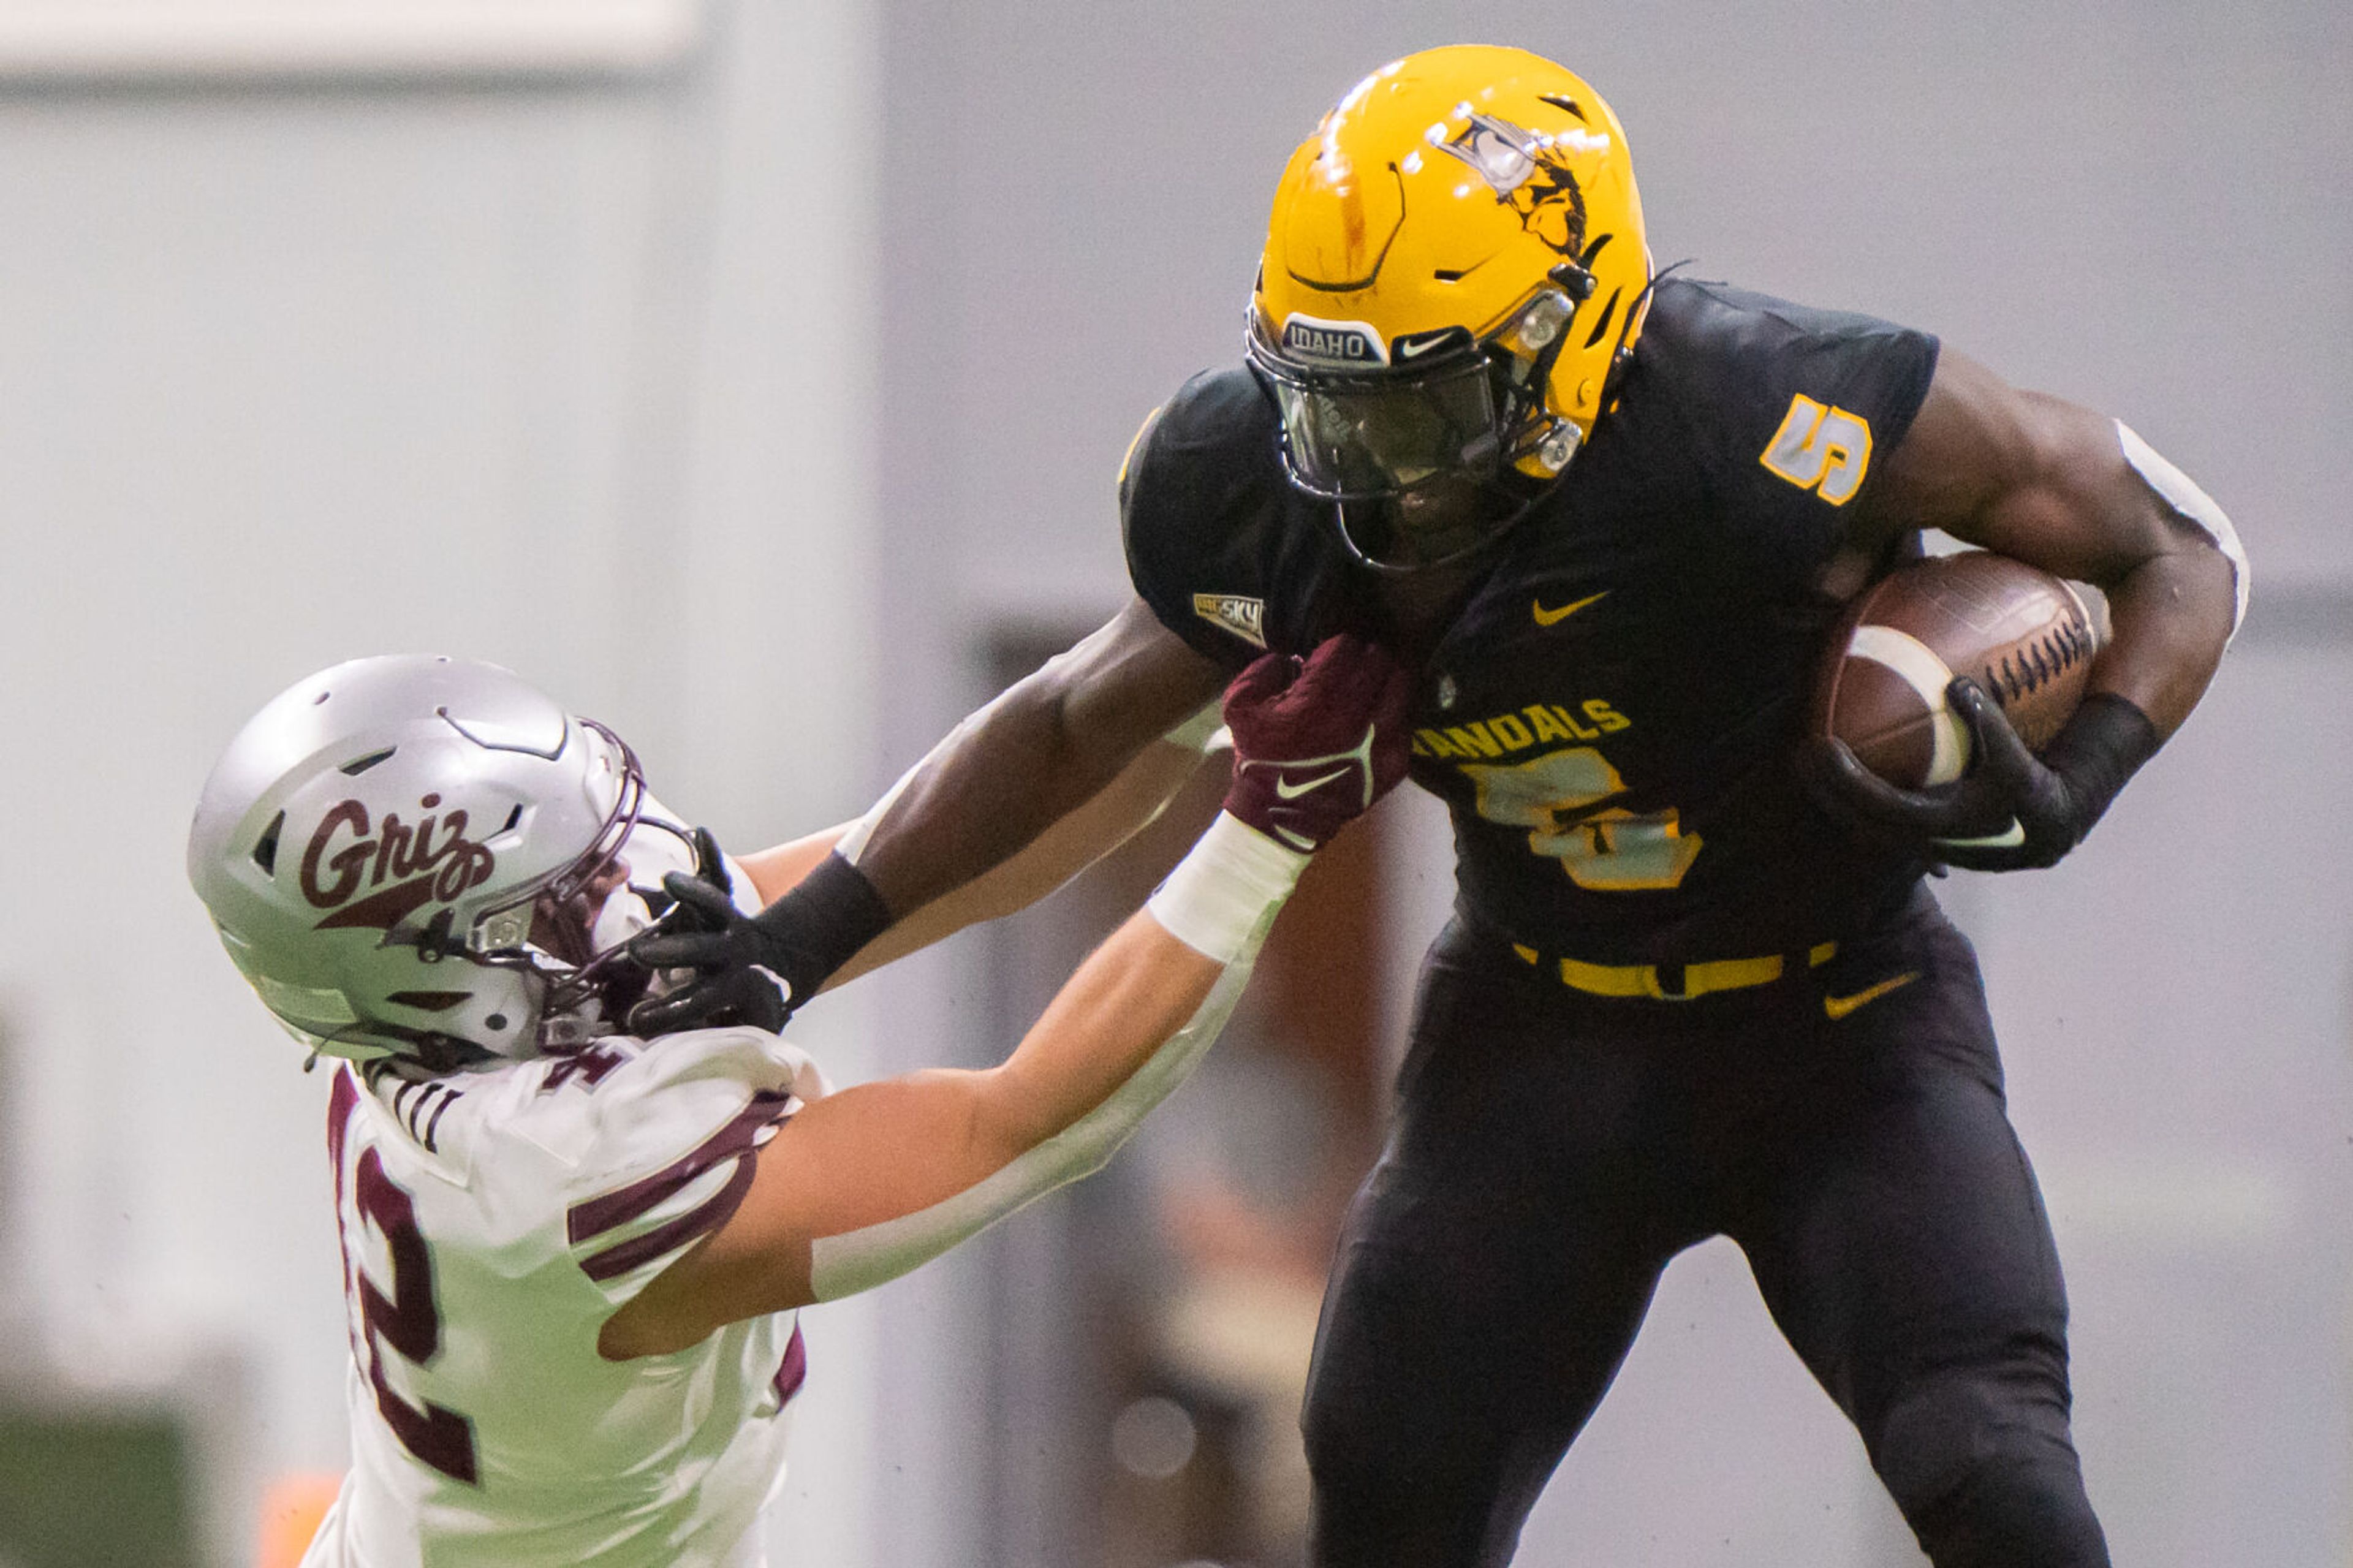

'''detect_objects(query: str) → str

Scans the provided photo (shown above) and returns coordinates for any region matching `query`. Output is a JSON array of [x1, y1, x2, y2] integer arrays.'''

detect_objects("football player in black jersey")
[[635, 45, 2245, 1568]]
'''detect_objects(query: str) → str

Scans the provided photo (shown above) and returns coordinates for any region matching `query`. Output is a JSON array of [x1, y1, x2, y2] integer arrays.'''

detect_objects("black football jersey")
[[1123, 278, 1941, 964]]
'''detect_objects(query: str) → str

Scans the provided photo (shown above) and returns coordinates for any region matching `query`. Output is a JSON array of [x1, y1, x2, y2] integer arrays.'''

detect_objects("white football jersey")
[[303, 814, 825, 1567]]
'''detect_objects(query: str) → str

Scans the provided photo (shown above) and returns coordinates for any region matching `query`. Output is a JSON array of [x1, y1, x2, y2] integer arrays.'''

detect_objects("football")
[[1813, 551, 2104, 789]]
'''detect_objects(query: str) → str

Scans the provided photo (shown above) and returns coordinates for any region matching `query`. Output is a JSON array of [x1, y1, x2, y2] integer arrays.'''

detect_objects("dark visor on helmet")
[[1246, 337, 1504, 504]]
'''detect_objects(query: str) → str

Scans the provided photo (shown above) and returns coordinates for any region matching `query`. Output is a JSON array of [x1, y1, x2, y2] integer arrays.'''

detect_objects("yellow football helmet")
[[1246, 45, 1650, 570]]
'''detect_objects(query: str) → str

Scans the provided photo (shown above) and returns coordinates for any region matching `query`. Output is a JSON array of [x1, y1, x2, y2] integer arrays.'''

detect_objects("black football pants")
[[1302, 894, 2109, 1568]]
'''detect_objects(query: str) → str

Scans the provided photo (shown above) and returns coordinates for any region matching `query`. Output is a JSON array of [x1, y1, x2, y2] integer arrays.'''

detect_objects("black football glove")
[[617, 828, 792, 1033], [1796, 678, 2159, 873], [625, 835, 891, 1036]]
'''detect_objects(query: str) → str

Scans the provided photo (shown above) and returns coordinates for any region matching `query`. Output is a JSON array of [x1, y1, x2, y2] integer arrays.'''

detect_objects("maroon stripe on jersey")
[[409, 1083, 444, 1145], [772, 1322, 807, 1406], [577, 1153, 756, 1282], [566, 1091, 792, 1244], [422, 1085, 458, 1152], [328, 1066, 365, 1368], [328, 1065, 360, 1170]]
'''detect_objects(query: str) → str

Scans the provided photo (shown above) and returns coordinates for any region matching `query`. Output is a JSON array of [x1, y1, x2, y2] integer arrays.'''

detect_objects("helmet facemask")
[[1247, 284, 1591, 574], [445, 718, 651, 1046]]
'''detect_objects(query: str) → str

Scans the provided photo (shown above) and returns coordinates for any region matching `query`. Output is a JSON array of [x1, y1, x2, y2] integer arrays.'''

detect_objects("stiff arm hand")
[[598, 635, 1412, 1357]]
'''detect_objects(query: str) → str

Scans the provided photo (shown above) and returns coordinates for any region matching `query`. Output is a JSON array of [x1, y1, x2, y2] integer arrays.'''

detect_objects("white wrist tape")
[[808, 928, 1267, 1303], [1145, 811, 1309, 963]]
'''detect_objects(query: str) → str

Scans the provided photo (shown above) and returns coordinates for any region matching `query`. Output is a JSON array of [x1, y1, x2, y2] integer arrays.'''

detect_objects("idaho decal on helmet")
[[1279, 314, 1390, 369], [1246, 45, 1651, 570]]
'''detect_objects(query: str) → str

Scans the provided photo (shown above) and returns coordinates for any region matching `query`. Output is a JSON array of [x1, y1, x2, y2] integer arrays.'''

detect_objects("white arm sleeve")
[[806, 820, 1289, 1303], [2116, 420, 2249, 640]]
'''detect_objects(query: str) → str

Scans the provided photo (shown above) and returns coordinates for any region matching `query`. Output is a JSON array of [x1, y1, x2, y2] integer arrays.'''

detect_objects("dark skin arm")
[[621, 596, 1231, 1036], [1841, 346, 2237, 735], [853, 596, 1231, 918]]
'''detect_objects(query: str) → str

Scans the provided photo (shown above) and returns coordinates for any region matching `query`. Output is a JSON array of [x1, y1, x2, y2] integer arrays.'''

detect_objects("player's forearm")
[[762, 927, 1221, 1242], [1915, 373, 2244, 743], [803, 814, 1309, 1301], [849, 680, 1168, 920], [729, 732, 1207, 989], [977, 911, 1227, 1153], [661, 681, 1162, 1018], [1990, 433, 2240, 743], [2085, 539, 2236, 739], [805, 934, 1257, 1301], [843, 601, 1227, 920], [735, 922, 1224, 1235], [826, 733, 1210, 988], [623, 605, 1229, 1037]]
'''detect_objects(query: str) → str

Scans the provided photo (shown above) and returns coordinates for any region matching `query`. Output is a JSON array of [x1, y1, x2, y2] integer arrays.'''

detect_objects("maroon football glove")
[[1220, 635, 1415, 854]]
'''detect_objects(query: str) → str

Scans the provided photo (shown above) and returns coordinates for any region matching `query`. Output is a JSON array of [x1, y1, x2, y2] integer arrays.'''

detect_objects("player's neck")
[[1373, 560, 1486, 659]]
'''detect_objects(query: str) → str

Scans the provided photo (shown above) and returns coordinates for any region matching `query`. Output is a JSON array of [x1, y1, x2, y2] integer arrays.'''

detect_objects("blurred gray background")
[[0, 0, 2344, 1563]]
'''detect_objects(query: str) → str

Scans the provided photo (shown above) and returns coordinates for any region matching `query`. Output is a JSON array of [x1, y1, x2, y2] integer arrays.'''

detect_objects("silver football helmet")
[[188, 654, 646, 1067]]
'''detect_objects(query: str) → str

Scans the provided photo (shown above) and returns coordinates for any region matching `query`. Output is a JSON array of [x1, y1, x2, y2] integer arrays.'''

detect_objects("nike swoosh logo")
[[1532, 591, 1608, 627], [1938, 819, 2027, 850], [1823, 971, 1920, 1021], [1275, 766, 1352, 800], [1396, 336, 1451, 360]]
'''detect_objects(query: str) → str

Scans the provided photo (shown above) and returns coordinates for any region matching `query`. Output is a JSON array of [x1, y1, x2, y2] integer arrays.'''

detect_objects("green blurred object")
[[0, 1404, 196, 1568]]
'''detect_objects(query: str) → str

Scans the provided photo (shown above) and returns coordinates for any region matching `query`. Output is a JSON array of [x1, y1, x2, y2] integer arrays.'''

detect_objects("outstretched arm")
[[732, 711, 1219, 989], [849, 597, 1232, 915], [601, 908, 1229, 1358], [629, 598, 1230, 1031], [598, 637, 1411, 1359]]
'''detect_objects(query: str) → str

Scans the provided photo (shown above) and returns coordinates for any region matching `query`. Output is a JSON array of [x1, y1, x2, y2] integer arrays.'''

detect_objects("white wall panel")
[[0, 1, 883, 1561], [0, 0, 702, 78]]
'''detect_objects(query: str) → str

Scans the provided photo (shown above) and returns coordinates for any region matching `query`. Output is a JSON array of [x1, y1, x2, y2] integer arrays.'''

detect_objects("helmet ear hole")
[[340, 747, 396, 776], [251, 811, 285, 876]]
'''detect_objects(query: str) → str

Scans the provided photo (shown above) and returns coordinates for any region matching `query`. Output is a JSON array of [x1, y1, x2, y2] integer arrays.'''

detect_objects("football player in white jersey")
[[188, 640, 1410, 1567]]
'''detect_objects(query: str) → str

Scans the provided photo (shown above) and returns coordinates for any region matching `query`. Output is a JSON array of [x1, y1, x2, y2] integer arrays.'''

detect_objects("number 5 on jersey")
[[1760, 393, 1873, 505]]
